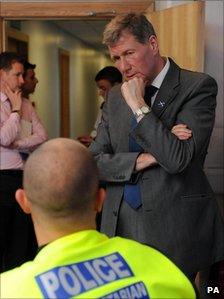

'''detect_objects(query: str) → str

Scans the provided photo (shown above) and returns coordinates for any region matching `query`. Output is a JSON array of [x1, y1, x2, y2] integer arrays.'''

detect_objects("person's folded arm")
[[0, 112, 21, 147], [11, 104, 48, 151], [132, 76, 217, 174]]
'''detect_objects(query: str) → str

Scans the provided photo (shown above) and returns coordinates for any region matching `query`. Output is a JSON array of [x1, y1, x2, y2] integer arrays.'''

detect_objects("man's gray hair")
[[103, 13, 156, 46]]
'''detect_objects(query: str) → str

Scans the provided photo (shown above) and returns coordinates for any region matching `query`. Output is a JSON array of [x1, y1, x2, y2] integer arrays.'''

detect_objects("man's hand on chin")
[[3, 83, 22, 111], [121, 77, 146, 113]]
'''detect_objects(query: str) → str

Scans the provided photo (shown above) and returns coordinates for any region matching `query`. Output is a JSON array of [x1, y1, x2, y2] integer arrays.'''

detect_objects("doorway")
[[59, 49, 70, 137]]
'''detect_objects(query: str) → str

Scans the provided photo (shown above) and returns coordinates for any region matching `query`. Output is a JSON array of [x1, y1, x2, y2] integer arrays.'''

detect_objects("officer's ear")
[[15, 188, 31, 214], [94, 188, 106, 213]]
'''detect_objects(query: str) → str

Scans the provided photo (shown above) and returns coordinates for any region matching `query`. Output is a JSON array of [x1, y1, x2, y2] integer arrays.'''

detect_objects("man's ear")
[[94, 188, 106, 213], [15, 188, 31, 214], [148, 35, 159, 53]]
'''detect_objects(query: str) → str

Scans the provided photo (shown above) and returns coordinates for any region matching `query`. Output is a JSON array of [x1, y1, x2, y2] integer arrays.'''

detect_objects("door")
[[59, 49, 70, 137]]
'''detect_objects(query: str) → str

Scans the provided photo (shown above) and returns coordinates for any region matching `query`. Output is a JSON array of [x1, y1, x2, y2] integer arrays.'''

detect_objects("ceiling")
[[53, 19, 111, 56]]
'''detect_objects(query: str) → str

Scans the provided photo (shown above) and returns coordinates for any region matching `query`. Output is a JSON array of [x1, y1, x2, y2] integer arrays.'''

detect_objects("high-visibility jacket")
[[0, 230, 196, 298]]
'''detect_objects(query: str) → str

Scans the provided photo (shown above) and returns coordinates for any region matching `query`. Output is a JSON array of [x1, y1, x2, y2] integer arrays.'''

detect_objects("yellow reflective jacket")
[[0, 230, 196, 298]]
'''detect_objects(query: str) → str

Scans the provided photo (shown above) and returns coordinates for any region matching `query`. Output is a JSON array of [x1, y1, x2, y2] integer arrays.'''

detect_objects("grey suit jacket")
[[90, 59, 224, 275]]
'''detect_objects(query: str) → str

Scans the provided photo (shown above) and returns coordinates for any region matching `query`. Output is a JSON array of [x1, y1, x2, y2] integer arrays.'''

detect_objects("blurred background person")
[[22, 60, 38, 100], [95, 66, 123, 102], [19, 60, 47, 160], [77, 66, 122, 146]]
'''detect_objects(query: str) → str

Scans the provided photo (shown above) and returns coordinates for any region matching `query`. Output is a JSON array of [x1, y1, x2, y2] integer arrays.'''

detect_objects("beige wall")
[[21, 20, 111, 138]]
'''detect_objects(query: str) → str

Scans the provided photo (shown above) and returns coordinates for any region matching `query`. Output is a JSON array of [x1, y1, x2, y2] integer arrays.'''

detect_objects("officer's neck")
[[33, 215, 96, 246]]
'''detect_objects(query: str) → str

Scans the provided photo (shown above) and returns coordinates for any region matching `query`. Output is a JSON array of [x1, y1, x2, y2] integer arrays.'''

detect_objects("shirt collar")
[[151, 57, 170, 89], [37, 244, 47, 254], [0, 91, 8, 103], [34, 230, 108, 262]]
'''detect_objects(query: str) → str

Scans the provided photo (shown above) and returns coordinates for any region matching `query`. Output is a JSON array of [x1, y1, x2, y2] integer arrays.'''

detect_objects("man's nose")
[[119, 57, 131, 73], [19, 75, 24, 85]]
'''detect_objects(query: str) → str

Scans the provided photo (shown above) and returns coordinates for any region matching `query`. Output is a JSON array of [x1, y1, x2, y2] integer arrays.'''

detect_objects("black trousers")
[[0, 170, 37, 272]]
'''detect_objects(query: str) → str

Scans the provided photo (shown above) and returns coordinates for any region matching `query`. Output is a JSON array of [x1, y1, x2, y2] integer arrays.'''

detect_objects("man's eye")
[[126, 51, 134, 56], [112, 56, 120, 62]]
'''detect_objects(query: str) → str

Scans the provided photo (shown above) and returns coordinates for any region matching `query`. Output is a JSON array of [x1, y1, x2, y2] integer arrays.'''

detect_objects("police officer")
[[0, 138, 196, 298]]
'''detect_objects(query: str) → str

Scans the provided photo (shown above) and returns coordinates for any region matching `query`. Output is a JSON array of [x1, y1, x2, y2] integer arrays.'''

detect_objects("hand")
[[77, 135, 93, 147], [2, 81, 22, 111], [135, 153, 157, 171], [8, 141, 18, 149], [171, 124, 192, 140], [121, 77, 146, 112]]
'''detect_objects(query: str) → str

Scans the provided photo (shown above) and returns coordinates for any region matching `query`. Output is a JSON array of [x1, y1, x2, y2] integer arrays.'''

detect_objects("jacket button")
[[113, 211, 118, 217]]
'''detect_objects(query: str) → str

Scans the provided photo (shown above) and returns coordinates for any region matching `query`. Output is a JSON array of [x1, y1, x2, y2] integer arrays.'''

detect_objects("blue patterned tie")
[[123, 85, 158, 209]]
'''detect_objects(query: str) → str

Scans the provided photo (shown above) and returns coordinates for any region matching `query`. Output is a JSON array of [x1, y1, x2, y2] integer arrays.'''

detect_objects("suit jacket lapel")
[[152, 58, 181, 117]]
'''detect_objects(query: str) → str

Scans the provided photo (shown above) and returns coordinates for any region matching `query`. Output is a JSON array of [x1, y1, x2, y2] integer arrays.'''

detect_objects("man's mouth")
[[125, 74, 136, 79], [125, 72, 144, 80]]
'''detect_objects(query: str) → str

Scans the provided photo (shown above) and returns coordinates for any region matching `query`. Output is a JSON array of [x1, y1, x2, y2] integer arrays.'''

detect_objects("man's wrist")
[[136, 114, 144, 123], [11, 109, 21, 116], [134, 105, 151, 118]]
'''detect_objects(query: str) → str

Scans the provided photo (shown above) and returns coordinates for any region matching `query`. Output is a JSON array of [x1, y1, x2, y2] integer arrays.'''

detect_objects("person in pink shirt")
[[0, 52, 47, 272]]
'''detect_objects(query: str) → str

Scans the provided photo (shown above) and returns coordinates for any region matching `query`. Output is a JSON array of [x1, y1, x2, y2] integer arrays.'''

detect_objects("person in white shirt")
[[77, 66, 122, 146]]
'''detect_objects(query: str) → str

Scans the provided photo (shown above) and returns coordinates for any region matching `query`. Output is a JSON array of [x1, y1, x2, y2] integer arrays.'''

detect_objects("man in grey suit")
[[90, 13, 224, 280]]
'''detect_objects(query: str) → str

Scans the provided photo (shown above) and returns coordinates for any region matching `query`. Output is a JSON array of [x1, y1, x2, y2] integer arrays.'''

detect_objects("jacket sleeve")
[[89, 101, 139, 183], [132, 75, 217, 174]]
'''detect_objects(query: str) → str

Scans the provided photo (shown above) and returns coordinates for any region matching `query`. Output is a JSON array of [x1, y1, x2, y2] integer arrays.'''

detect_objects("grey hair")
[[103, 13, 156, 46]]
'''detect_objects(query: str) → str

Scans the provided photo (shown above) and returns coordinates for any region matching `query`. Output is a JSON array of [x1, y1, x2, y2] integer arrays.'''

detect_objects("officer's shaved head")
[[23, 138, 99, 218]]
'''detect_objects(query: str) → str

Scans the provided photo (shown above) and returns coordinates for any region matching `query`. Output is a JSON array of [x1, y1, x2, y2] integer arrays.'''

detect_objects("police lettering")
[[101, 281, 149, 299], [35, 253, 133, 299]]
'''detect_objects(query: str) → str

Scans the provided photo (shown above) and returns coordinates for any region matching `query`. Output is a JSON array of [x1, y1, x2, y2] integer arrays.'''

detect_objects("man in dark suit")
[[90, 13, 224, 280]]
